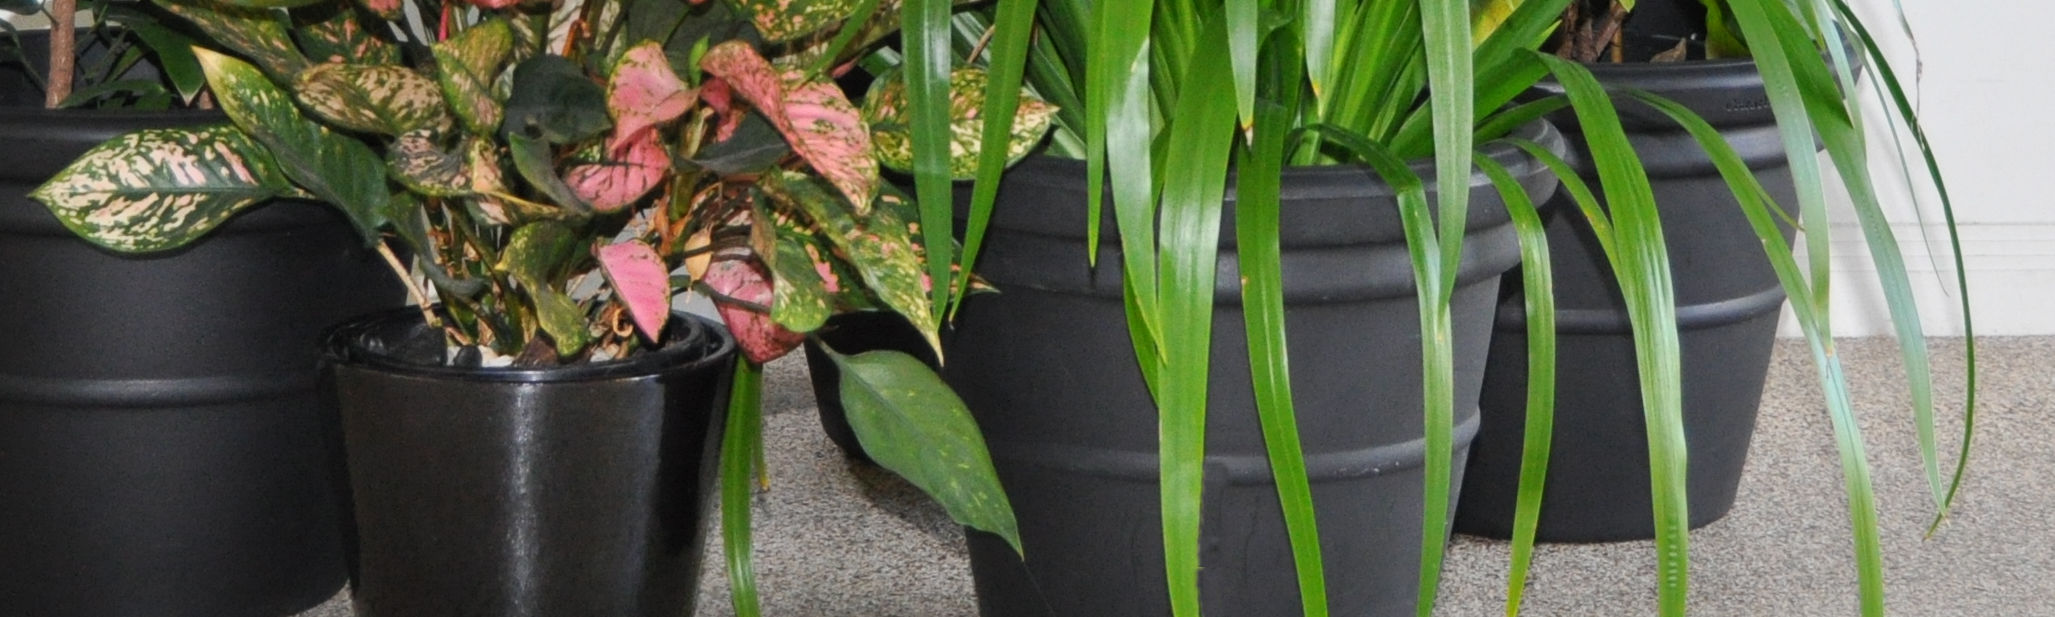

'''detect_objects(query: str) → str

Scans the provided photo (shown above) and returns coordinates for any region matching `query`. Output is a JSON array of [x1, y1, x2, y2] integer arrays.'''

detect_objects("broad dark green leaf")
[[507, 132, 593, 214], [690, 114, 791, 174], [118, 14, 206, 102], [503, 55, 612, 144], [198, 48, 387, 241], [829, 348, 1021, 553], [30, 125, 291, 252]]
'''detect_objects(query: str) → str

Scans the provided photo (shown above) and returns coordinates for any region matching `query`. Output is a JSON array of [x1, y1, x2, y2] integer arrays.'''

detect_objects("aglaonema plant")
[[913, 0, 1976, 615], [27, 0, 1056, 611]]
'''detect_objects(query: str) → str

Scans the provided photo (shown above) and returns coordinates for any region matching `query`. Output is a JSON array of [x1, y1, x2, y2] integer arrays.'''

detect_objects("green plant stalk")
[[720, 359, 765, 617]]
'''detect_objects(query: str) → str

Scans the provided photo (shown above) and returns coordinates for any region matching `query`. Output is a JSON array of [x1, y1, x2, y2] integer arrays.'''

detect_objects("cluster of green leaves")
[[29, 0, 1056, 611], [919, 0, 1973, 616]]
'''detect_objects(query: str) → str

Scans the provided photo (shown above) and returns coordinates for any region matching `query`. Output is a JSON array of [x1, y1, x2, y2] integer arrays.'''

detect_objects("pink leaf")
[[608, 42, 697, 154], [565, 131, 669, 212], [704, 256, 805, 364], [357, 0, 402, 18], [699, 41, 878, 212], [597, 240, 672, 342]]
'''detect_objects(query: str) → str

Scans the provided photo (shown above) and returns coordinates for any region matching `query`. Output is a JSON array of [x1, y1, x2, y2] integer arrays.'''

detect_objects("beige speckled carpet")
[[298, 337, 2048, 617]]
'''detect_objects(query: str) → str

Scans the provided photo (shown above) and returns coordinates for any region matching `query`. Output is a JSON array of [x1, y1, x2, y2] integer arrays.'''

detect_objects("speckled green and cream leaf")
[[763, 210, 832, 333], [388, 130, 469, 197], [434, 19, 514, 136], [828, 348, 1020, 553], [198, 48, 389, 240], [726, 0, 869, 42], [701, 41, 878, 213], [295, 4, 401, 65], [158, 0, 309, 82], [866, 67, 1056, 179], [294, 63, 452, 136], [758, 171, 938, 356], [29, 125, 292, 252]]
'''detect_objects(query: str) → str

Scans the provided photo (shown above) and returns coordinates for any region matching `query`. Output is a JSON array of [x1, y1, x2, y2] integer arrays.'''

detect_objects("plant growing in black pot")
[[28, 0, 1053, 613], [0, 3, 404, 615], [894, 0, 1975, 615]]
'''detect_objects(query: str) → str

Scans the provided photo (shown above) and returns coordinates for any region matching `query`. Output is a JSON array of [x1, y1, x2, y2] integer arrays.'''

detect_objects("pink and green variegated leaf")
[[866, 67, 1057, 179], [565, 130, 669, 212], [762, 208, 832, 333], [705, 253, 806, 364], [727, 0, 870, 42], [295, 63, 452, 136], [596, 240, 673, 341], [607, 41, 697, 153], [353, 0, 401, 20], [700, 41, 877, 213], [159, 0, 309, 82], [29, 125, 293, 253], [295, 6, 400, 65], [758, 171, 938, 355], [434, 20, 514, 136], [389, 130, 468, 197]]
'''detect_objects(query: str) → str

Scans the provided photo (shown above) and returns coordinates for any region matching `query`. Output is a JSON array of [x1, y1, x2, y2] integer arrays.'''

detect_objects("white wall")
[[1787, 0, 2055, 337]]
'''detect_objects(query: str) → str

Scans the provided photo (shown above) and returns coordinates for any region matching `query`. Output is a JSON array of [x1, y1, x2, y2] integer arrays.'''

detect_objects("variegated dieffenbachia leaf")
[[497, 222, 592, 356], [596, 240, 672, 341], [29, 125, 293, 252], [389, 130, 468, 197], [295, 63, 452, 136], [158, 0, 309, 82], [726, 0, 868, 42], [198, 48, 388, 240], [700, 41, 877, 213], [759, 171, 938, 355], [606, 41, 696, 153], [434, 19, 514, 136], [866, 67, 1057, 179], [564, 130, 669, 212], [704, 251, 806, 363], [294, 3, 401, 64], [763, 210, 832, 333]]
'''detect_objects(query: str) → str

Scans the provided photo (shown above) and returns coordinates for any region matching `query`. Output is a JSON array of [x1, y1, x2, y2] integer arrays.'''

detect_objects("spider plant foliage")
[[28, 0, 1051, 579], [942, 0, 1969, 615]]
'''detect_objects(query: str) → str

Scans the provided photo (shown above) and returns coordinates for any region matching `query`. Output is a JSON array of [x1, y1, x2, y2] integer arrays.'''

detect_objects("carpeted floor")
[[299, 337, 2048, 616]]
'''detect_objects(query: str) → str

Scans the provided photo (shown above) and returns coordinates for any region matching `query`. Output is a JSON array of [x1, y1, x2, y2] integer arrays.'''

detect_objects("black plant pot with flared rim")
[[1453, 55, 1805, 543], [0, 107, 402, 615], [324, 308, 735, 617], [942, 120, 1564, 617]]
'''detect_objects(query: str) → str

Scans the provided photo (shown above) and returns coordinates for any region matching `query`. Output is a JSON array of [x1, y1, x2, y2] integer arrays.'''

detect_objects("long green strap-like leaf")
[[1414, 1, 1472, 612], [1538, 54, 1688, 617], [1826, 0, 1976, 532], [1153, 15, 1242, 617], [720, 359, 765, 617], [1096, 0, 1161, 346], [1296, 123, 1449, 617], [903, 0, 955, 319], [952, 0, 1043, 319], [1723, 0, 1833, 328], [1238, 29, 1327, 617], [1476, 150, 1555, 617]]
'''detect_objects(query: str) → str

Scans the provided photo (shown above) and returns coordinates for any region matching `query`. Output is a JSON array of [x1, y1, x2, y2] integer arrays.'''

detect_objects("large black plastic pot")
[[942, 121, 1563, 616], [323, 310, 734, 617], [0, 105, 402, 612], [1453, 55, 1802, 542]]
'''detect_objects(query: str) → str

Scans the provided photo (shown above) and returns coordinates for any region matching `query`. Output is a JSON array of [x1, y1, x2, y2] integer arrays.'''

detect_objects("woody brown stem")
[[44, 0, 75, 109]]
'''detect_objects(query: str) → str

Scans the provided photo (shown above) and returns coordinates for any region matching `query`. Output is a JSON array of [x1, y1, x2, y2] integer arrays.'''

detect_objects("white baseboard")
[[1776, 222, 2055, 337]]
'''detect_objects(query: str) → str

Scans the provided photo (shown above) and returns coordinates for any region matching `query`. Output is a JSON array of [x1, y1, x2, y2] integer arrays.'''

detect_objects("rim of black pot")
[[324, 307, 736, 383]]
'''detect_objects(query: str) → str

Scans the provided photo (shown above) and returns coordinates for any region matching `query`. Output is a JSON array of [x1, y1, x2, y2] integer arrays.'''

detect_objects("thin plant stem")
[[44, 0, 76, 108]]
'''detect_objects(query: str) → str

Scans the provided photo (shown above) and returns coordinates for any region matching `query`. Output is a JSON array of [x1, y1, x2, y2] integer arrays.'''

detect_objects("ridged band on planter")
[[1454, 56, 1802, 543], [0, 107, 402, 616], [943, 121, 1563, 616], [323, 309, 734, 617]]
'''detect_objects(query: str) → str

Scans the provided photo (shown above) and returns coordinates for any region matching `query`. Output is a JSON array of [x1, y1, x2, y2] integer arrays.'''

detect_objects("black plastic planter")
[[323, 310, 734, 617], [942, 121, 1563, 616], [0, 107, 402, 613], [1453, 55, 1802, 542]]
